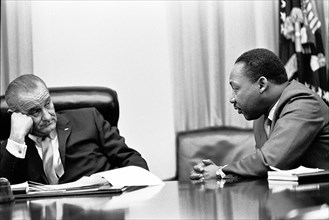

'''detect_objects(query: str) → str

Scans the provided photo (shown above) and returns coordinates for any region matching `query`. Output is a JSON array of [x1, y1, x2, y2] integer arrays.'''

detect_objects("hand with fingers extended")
[[190, 159, 220, 180], [9, 112, 33, 144]]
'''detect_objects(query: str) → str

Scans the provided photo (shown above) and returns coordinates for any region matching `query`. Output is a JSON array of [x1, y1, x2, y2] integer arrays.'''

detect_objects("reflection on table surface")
[[1, 179, 328, 220]]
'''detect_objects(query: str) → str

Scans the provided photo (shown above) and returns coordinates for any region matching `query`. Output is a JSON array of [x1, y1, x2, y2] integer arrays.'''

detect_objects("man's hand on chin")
[[9, 112, 33, 144]]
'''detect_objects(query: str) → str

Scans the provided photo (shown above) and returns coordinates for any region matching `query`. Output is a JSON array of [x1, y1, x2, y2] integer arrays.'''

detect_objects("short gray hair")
[[5, 74, 48, 111]]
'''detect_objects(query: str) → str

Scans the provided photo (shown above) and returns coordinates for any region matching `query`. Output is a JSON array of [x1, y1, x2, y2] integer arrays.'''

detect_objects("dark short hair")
[[235, 48, 288, 84], [5, 74, 48, 111]]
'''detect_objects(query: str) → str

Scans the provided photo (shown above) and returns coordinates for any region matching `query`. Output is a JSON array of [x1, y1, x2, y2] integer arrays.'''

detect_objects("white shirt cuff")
[[6, 139, 27, 158], [216, 165, 228, 179]]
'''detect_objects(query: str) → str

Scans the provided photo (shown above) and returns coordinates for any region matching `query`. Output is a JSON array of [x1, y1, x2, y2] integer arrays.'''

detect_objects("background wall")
[[31, 1, 175, 180]]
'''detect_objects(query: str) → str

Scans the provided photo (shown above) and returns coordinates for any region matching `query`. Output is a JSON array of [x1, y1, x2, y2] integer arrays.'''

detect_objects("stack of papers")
[[11, 166, 164, 198], [268, 166, 329, 182]]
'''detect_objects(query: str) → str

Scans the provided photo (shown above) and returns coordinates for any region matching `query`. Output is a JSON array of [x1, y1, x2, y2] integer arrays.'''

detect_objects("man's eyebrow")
[[27, 106, 40, 114], [27, 107, 39, 112]]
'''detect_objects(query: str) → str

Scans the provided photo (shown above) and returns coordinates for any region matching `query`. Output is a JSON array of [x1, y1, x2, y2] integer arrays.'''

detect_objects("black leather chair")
[[176, 126, 255, 180], [0, 86, 119, 141]]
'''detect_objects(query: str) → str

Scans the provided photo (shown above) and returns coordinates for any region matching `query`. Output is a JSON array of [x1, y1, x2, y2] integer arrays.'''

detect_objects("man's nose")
[[41, 108, 51, 120], [229, 94, 236, 103]]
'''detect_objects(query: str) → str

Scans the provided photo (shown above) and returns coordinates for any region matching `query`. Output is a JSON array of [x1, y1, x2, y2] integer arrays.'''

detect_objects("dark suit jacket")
[[0, 107, 149, 184], [223, 80, 329, 177]]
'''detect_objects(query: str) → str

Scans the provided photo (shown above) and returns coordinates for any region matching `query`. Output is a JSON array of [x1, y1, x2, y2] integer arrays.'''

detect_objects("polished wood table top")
[[1, 179, 328, 219]]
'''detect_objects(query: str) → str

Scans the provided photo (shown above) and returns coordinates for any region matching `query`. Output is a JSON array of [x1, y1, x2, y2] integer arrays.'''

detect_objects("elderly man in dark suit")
[[0, 74, 148, 184], [191, 48, 329, 180]]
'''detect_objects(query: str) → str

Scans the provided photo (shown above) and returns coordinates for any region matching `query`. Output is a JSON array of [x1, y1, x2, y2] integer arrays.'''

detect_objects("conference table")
[[1, 179, 328, 220]]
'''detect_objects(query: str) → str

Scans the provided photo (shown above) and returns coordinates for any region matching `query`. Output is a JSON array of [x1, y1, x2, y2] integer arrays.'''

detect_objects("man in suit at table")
[[0, 74, 148, 184], [191, 48, 329, 180]]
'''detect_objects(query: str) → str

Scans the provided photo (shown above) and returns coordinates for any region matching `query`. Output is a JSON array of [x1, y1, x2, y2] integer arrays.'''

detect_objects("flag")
[[279, 0, 328, 105]]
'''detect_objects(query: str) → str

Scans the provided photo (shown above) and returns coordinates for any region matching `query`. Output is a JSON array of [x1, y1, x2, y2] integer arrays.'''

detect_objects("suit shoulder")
[[56, 107, 103, 128], [58, 107, 97, 114], [57, 107, 100, 118], [280, 81, 327, 106]]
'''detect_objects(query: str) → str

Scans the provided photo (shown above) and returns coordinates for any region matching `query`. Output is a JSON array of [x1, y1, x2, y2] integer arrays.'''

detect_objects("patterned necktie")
[[41, 137, 59, 184]]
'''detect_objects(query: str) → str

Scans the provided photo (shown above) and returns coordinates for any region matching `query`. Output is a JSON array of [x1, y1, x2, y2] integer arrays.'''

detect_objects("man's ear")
[[257, 76, 268, 94]]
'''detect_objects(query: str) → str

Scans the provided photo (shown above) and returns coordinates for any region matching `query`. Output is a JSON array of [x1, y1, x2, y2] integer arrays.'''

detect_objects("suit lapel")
[[55, 113, 72, 167], [255, 115, 268, 147]]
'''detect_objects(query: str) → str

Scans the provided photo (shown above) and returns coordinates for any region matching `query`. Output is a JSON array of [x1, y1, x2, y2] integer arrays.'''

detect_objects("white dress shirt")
[[264, 99, 280, 137]]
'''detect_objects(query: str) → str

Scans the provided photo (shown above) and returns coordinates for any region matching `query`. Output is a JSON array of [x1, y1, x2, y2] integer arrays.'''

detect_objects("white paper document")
[[92, 166, 164, 187]]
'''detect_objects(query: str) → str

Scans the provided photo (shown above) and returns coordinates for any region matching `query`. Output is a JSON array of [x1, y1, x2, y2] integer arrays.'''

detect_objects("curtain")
[[0, 0, 33, 95], [168, 1, 279, 132]]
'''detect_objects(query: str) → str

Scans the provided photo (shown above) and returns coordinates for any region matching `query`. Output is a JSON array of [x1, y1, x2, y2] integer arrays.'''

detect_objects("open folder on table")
[[11, 166, 164, 199]]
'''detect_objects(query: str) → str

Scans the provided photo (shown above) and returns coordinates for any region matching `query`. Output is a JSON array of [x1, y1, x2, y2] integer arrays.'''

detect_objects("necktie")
[[41, 137, 59, 184], [264, 118, 272, 138]]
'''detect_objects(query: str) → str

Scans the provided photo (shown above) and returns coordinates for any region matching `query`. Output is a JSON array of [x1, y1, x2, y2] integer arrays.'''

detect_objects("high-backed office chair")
[[176, 126, 255, 180], [0, 86, 119, 141]]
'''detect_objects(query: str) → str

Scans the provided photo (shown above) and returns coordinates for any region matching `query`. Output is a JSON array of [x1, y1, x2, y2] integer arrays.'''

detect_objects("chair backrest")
[[0, 86, 119, 140], [176, 126, 255, 180]]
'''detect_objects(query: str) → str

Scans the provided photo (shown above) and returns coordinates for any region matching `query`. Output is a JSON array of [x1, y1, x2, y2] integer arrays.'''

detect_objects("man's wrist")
[[9, 133, 25, 145], [6, 139, 27, 158], [216, 165, 227, 179]]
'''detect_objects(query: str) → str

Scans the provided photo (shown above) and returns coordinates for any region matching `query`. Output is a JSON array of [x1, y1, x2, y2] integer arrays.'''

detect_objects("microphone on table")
[[0, 177, 14, 203]]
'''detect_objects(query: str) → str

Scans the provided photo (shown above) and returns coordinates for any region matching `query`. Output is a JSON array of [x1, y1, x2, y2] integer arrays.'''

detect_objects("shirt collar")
[[28, 130, 58, 145], [267, 99, 280, 121]]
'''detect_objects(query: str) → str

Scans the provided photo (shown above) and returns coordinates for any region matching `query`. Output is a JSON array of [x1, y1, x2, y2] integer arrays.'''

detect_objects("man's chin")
[[242, 114, 253, 121], [34, 126, 56, 137], [243, 114, 261, 121], [32, 131, 51, 137]]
